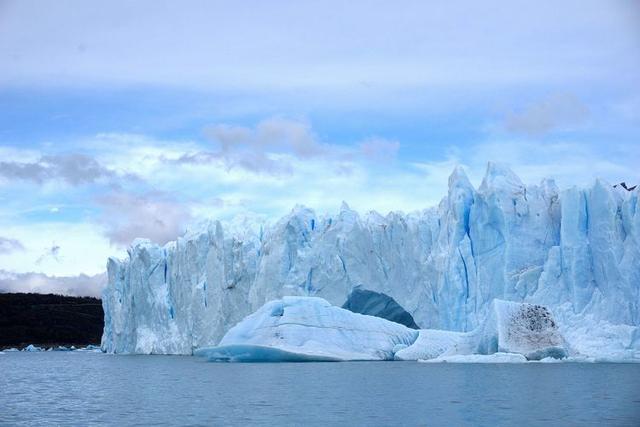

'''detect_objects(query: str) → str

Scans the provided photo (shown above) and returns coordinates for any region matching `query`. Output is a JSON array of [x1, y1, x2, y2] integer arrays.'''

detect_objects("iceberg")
[[395, 299, 568, 361], [197, 298, 567, 362], [102, 163, 640, 360], [420, 353, 528, 363], [195, 296, 418, 362], [22, 344, 43, 352], [76, 345, 102, 352]]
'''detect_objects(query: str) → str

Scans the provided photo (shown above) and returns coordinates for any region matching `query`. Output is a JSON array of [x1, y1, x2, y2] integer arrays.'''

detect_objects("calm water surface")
[[1, 352, 639, 426]]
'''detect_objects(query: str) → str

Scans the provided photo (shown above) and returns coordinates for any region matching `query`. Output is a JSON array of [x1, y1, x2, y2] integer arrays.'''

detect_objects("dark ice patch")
[[342, 287, 420, 329]]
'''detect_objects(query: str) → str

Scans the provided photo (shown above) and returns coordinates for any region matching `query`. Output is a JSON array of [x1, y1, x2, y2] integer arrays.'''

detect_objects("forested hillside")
[[0, 293, 103, 349]]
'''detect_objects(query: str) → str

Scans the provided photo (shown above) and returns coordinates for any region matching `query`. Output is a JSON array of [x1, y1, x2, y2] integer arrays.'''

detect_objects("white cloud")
[[0, 270, 106, 297], [0, 120, 638, 285], [412, 139, 640, 191], [163, 118, 400, 176], [0, 223, 119, 276], [0, 236, 24, 254], [97, 190, 193, 246]]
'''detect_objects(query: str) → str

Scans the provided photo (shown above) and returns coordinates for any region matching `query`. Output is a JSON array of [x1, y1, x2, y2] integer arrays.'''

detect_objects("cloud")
[[201, 118, 329, 175], [358, 138, 400, 162], [36, 244, 61, 265], [1, 1, 638, 91], [171, 118, 400, 176], [97, 190, 193, 246], [505, 93, 590, 136], [0, 153, 132, 186], [0, 222, 118, 277], [0, 237, 25, 254], [169, 149, 293, 177], [416, 138, 640, 190], [0, 270, 106, 297]]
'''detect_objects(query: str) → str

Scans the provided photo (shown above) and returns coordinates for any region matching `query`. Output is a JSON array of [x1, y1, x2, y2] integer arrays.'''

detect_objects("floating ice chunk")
[[396, 300, 568, 361], [394, 329, 465, 361], [491, 300, 568, 360], [76, 345, 102, 352], [537, 356, 564, 363], [23, 344, 43, 352], [195, 296, 418, 362], [420, 352, 528, 363]]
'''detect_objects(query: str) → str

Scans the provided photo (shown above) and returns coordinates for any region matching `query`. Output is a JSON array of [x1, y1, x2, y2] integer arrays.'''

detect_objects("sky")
[[0, 0, 639, 296]]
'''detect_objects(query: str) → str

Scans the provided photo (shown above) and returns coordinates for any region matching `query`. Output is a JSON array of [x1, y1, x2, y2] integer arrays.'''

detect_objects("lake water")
[[1, 352, 639, 426]]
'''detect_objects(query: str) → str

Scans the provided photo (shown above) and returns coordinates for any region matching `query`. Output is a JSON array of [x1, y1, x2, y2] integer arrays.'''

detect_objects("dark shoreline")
[[0, 293, 103, 350]]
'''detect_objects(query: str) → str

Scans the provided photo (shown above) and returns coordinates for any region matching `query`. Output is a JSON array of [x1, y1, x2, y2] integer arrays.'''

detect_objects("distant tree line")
[[0, 293, 103, 349]]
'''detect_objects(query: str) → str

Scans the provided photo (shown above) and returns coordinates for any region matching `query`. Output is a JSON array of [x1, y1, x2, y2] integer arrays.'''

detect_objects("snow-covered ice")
[[197, 298, 568, 362], [394, 329, 464, 361], [195, 296, 418, 362], [102, 163, 640, 360]]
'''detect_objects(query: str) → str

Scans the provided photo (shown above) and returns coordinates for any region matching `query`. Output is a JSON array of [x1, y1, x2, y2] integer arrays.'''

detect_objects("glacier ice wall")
[[101, 163, 640, 355]]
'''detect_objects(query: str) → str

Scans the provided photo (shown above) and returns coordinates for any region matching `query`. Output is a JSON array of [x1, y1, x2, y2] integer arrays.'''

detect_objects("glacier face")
[[101, 163, 640, 357]]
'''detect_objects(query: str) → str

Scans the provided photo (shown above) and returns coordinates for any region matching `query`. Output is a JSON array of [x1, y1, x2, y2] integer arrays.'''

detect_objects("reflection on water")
[[1, 352, 639, 426]]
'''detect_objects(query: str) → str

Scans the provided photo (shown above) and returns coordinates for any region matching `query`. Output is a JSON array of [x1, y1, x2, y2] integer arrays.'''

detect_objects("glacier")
[[101, 163, 640, 360]]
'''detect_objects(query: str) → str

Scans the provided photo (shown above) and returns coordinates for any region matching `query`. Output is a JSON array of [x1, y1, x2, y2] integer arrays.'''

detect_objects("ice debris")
[[196, 297, 567, 362]]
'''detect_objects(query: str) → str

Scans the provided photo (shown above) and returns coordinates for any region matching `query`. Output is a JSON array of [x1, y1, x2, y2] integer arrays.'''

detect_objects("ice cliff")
[[101, 163, 640, 359]]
